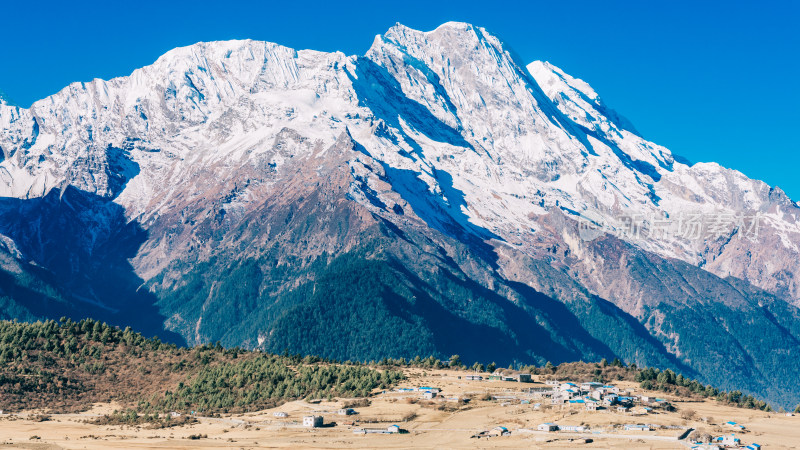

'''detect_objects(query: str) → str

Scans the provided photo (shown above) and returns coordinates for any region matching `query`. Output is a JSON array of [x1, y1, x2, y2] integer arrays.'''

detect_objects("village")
[[0, 367, 796, 448], [346, 370, 767, 449]]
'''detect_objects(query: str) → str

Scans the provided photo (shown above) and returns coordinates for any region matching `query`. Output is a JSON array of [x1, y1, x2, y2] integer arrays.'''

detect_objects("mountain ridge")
[[1, 22, 800, 408]]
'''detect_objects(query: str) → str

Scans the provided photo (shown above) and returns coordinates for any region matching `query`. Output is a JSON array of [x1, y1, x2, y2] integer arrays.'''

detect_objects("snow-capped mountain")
[[2, 22, 800, 407]]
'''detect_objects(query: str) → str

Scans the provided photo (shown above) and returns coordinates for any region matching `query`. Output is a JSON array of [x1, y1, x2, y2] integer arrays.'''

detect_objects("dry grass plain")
[[1, 368, 798, 449]]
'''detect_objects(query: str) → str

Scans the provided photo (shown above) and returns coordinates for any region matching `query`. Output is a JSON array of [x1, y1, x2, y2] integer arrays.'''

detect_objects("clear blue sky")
[[2, 0, 798, 199]]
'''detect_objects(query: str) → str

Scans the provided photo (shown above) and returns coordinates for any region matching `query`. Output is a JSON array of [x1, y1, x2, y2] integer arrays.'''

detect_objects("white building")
[[526, 387, 555, 398], [603, 394, 619, 405], [538, 423, 558, 431], [580, 382, 603, 392], [303, 415, 323, 428], [715, 434, 741, 446]]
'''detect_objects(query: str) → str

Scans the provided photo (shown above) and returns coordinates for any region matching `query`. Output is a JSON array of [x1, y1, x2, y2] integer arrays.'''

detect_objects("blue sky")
[[2, 0, 798, 198]]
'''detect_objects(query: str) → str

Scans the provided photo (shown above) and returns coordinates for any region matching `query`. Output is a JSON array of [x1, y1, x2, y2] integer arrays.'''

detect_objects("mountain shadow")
[[0, 186, 184, 344]]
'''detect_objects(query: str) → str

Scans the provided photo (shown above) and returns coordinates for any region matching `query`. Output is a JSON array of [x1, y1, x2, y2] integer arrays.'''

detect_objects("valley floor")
[[1, 369, 798, 449]]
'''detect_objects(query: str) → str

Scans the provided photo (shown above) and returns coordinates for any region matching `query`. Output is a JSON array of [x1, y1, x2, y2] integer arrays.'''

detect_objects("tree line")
[[0, 318, 791, 413]]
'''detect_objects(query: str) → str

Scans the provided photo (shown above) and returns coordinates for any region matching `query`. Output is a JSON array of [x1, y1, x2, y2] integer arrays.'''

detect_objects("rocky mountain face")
[[2, 22, 800, 407]]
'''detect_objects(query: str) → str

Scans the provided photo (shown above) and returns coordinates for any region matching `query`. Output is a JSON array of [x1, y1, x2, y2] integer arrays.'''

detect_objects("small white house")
[[387, 425, 401, 433], [338, 408, 355, 416], [580, 382, 603, 392], [303, 415, 323, 427], [423, 391, 437, 399], [715, 434, 741, 446], [563, 389, 579, 399], [585, 403, 598, 411], [537, 423, 558, 431]]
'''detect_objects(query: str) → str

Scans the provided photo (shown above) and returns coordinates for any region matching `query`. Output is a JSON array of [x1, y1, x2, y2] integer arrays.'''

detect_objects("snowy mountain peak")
[[530, 60, 600, 101], [382, 21, 480, 40], [1, 22, 799, 306], [527, 60, 643, 146]]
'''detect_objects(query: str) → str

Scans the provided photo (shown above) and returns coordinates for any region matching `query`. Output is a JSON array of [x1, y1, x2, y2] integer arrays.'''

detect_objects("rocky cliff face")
[[1, 22, 799, 407]]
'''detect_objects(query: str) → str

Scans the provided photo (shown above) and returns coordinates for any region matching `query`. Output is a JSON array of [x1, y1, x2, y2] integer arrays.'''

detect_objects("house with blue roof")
[[537, 423, 558, 431], [490, 426, 511, 436], [714, 434, 740, 446], [724, 420, 745, 430], [418, 386, 440, 392]]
